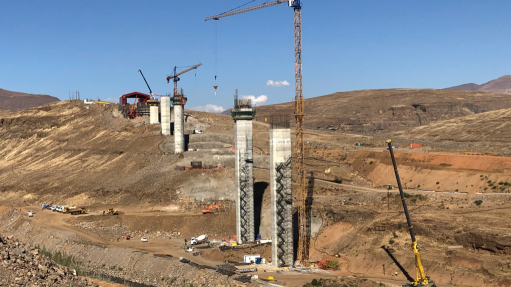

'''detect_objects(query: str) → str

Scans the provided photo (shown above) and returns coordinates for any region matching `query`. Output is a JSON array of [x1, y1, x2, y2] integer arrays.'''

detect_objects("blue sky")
[[1, 0, 510, 112]]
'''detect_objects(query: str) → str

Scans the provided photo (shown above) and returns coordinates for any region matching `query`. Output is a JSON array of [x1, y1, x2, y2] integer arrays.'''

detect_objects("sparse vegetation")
[[436, 182, 439, 184], [474, 200, 483, 206], [37, 245, 82, 275]]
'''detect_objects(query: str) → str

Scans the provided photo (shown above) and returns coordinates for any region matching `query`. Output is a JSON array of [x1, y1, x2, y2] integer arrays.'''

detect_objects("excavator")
[[202, 203, 221, 214], [386, 139, 435, 287]]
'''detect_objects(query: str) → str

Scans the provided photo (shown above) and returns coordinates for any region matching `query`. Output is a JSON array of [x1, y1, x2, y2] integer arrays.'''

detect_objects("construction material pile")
[[0, 235, 98, 286]]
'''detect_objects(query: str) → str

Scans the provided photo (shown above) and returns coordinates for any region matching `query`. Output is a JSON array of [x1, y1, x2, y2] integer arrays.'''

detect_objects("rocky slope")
[[0, 88, 59, 111], [392, 107, 511, 151], [0, 235, 98, 286]]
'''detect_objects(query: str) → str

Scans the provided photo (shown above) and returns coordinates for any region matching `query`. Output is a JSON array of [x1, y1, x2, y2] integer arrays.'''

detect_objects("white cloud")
[[190, 104, 226, 113], [240, 95, 268, 106], [266, 80, 290, 87]]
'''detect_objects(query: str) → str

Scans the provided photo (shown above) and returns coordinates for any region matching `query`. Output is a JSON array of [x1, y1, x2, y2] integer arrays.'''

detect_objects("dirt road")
[[19, 206, 223, 267]]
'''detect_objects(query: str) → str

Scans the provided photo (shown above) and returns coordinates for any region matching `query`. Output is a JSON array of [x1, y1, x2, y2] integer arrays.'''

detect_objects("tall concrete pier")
[[147, 100, 159, 124], [270, 123, 293, 267], [160, 96, 171, 135], [231, 90, 256, 244], [172, 90, 187, 154]]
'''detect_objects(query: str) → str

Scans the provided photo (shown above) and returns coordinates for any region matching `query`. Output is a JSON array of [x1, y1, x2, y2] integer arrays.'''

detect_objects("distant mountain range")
[[446, 75, 511, 94], [0, 88, 60, 111]]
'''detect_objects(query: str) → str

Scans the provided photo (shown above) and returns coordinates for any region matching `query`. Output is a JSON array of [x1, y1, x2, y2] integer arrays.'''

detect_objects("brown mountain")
[[446, 83, 481, 91], [446, 75, 511, 94], [255, 89, 511, 134], [0, 88, 60, 111], [477, 75, 511, 94]]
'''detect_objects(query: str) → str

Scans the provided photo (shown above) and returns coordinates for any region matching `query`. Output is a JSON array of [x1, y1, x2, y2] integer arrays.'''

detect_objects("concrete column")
[[174, 104, 184, 153], [150, 105, 159, 124], [160, 96, 171, 135], [234, 119, 254, 244], [147, 100, 159, 124], [270, 128, 293, 267]]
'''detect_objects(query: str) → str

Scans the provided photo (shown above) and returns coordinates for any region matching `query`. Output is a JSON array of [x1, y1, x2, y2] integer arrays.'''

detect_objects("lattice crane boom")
[[205, 0, 308, 265], [205, 0, 288, 21], [166, 63, 202, 95]]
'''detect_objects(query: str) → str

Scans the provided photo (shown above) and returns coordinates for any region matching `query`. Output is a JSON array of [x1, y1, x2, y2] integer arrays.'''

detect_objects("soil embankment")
[[349, 150, 511, 194]]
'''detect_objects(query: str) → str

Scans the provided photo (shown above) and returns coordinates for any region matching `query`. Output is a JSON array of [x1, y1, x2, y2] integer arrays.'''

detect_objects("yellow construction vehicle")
[[386, 139, 435, 287], [70, 208, 88, 215], [102, 208, 119, 215]]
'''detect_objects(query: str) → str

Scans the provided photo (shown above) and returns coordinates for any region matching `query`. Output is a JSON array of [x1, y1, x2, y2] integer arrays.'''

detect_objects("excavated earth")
[[1, 99, 511, 286]]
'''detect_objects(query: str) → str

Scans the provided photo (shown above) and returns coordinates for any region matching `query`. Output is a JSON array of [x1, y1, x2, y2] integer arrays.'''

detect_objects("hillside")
[[446, 83, 480, 91], [446, 75, 511, 94], [392, 107, 511, 151], [255, 88, 511, 134], [0, 88, 59, 110]]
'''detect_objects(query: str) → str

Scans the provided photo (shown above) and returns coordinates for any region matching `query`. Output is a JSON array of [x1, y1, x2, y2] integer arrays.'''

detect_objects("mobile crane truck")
[[386, 139, 435, 287]]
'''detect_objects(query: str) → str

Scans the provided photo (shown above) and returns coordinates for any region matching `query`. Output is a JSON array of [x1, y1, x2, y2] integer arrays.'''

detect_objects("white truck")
[[191, 234, 208, 245]]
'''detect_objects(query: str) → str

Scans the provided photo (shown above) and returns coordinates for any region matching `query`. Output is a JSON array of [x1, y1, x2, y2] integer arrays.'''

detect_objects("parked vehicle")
[[191, 235, 208, 245], [141, 237, 148, 242], [70, 208, 88, 215]]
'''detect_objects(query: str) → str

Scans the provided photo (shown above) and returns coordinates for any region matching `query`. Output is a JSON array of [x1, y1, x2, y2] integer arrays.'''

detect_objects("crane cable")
[[215, 20, 217, 83]]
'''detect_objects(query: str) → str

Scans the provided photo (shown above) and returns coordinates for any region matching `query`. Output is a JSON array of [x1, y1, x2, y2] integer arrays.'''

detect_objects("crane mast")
[[387, 139, 431, 286], [205, 0, 308, 265]]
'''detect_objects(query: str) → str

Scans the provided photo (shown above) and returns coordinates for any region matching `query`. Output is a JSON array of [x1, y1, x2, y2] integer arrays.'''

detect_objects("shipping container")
[[409, 143, 423, 149]]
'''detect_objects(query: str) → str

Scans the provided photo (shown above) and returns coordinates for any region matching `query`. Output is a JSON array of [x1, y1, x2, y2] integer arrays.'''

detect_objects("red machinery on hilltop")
[[118, 92, 151, 119]]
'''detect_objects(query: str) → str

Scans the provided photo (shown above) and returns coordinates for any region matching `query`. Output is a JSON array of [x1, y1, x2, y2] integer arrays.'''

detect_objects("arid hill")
[[255, 88, 511, 134], [393, 107, 511, 151], [446, 75, 511, 94], [0, 88, 59, 110]]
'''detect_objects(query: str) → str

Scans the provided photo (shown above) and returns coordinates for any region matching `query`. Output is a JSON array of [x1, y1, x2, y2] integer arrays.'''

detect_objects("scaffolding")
[[238, 137, 254, 243], [275, 157, 292, 267]]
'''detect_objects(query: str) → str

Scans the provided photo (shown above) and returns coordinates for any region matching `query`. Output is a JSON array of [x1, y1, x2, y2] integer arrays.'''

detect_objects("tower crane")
[[205, 0, 308, 264], [138, 68, 154, 98], [166, 63, 202, 98], [386, 139, 434, 287]]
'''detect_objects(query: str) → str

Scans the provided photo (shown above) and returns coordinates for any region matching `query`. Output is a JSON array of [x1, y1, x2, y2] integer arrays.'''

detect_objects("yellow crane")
[[386, 139, 434, 286], [205, 0, 308, 265]]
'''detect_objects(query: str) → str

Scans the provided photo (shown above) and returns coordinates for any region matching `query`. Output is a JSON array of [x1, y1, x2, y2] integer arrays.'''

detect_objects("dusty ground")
[[2, 99, 511, 286]]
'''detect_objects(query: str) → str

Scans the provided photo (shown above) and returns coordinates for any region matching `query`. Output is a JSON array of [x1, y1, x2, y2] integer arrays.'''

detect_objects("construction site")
[[2, 1, 511, 287]]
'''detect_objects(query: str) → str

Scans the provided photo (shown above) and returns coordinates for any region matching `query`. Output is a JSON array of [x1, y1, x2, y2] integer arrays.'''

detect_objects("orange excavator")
[[202, 204, 221, 214]]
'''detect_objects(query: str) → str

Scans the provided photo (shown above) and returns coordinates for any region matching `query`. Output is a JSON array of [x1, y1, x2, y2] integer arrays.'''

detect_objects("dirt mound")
[[0, 88, 59, 111], [255, 88, 511, 134]]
